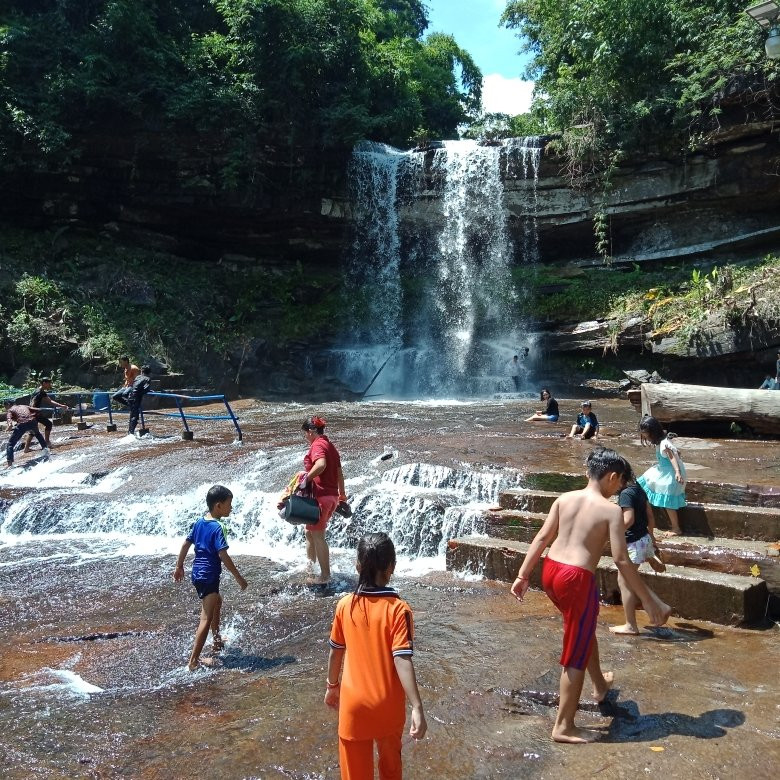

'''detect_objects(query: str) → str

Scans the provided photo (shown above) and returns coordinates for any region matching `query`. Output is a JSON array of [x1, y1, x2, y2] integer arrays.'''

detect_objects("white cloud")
[[481, 73, 534, 116]]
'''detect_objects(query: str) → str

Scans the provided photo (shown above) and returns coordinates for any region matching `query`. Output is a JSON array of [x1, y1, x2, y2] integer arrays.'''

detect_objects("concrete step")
[[483, 510, 779, 584], [484, 509, 547, 543], [446, 536, 769, 625], [499, 489, 780, 541], [520, 472, 780, 509]]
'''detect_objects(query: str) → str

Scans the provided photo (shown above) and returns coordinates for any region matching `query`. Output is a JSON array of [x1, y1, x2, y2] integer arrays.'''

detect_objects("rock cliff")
[[2, 124, 779, 393]]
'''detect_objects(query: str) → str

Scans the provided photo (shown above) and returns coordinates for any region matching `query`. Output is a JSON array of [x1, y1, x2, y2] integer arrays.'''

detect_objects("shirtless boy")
[[112, 356, 140, 407], [510, 447, 672, 744]]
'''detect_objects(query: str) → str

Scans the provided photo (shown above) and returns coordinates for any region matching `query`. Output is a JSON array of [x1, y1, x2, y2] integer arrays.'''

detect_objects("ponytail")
[[350, 533, 396, 619]]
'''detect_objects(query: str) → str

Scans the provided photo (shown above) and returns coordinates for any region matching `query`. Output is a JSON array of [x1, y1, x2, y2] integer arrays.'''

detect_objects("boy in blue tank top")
[[173, 485, 248, 670]]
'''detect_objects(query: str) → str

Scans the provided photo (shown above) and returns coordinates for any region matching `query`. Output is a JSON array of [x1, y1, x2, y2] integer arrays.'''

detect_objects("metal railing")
[[89, 390, 242, 441]]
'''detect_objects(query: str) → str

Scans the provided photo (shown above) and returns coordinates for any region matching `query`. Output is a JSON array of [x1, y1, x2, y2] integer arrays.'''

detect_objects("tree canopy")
[[0, 0, 482, 175], [501, 0, 780, 151]]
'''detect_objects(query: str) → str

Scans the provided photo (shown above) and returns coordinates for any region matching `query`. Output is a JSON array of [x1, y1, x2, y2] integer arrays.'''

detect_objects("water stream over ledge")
[[1, 397, 778, 778], [331, 139, 542, 398]]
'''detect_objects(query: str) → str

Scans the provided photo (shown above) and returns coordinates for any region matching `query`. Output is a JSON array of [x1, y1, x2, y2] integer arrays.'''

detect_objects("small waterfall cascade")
[[431, 140, 515, 379], [331, 137, 542, 398], [0, 453, 521, 566], [506, 137, 543, 267]]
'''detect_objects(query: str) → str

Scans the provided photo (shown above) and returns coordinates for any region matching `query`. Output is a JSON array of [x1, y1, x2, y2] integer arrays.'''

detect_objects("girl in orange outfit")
[[324, 533, 427, 780]]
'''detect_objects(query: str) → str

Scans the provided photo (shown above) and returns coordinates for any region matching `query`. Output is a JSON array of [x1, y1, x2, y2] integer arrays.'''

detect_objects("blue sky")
[[425, 0, 534, 115]]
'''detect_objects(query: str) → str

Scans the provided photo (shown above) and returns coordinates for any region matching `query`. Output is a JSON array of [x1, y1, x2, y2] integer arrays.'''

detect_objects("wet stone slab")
[[447, 537, 770, 625], [1, 553, 779, 779], [0, 397, 778, 778]]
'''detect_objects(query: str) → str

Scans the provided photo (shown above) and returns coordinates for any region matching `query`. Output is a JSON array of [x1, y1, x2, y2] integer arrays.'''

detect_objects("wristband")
[[326, 679, 340, 689]]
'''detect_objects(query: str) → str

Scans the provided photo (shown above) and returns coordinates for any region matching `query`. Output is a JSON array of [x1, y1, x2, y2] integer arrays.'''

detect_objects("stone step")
[[483, 510, 779, 584], [686, 481, 780, 509], [484, 509, 547, 543], [446, 536, 769, 625], [672, 502, 780, 540], [658, 537, 780, 601], [500, 488, 558, 514], [520, 472, 780, 509], [499, 489, 780, 541]]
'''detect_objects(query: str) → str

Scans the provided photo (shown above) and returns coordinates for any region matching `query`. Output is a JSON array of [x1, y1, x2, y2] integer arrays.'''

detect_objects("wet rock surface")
[[0, 397, 778, 778]]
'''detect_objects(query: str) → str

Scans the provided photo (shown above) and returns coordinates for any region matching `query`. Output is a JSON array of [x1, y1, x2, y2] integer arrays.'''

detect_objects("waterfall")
[[344, 142, 407, 350], [330, 137, 542, 398], [0, 453, 521, 566]]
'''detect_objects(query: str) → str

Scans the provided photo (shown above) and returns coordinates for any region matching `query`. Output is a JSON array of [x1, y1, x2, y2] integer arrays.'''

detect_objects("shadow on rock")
[[603, 700, 744, 741], [219, 652, 297, 673], [642, 623, 715, 642]]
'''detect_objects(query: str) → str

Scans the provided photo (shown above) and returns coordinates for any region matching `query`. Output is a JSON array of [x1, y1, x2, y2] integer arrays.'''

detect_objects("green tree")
[[501, 0, 779, 153], [0, 0, 482, 174]]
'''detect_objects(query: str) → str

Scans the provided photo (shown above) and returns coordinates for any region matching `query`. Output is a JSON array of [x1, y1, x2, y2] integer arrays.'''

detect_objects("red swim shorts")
[[542, 557, 599, 670]]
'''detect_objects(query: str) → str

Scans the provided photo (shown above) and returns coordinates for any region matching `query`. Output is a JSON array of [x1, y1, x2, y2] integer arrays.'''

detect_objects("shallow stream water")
[[1, 397, 778, 778]]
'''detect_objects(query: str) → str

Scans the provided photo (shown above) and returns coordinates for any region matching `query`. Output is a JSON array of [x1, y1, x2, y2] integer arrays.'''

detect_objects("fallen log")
[[640, 382, 780, 436]]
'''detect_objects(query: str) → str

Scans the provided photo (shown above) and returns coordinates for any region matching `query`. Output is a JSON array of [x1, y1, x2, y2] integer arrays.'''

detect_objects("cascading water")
[[329, 137, 542, 398], [0, 449, 521, 570], [344, 142, 406, 351]]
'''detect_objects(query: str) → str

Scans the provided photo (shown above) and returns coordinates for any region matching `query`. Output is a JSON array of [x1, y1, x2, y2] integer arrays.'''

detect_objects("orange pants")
[[338, 733, 402, 780]]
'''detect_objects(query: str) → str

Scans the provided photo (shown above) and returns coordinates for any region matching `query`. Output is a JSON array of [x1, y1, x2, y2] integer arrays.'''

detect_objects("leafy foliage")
[[0, 226, 345, 380], [501, 0, 780, 157], [0, 0, 482, 177], [462, 111, 545, 141]]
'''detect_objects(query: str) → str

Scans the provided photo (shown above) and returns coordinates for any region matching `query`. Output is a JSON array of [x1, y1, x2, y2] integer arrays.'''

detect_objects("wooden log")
[[640, 382, 780, 436]]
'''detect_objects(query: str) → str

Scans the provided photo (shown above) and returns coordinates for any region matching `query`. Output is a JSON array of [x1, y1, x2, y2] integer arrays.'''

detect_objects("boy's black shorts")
[[194, 580, 220, 600]]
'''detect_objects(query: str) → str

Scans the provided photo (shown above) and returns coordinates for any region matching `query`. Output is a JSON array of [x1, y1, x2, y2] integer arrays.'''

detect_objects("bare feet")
[[609, 624, 640, 636], [307, 577, 330, 586], [551, 726, 602, 744], [648, 604, 673, 628], [658, 529, 680, 538], [188, 656, 216, 671], [592, 670, 614, 703]]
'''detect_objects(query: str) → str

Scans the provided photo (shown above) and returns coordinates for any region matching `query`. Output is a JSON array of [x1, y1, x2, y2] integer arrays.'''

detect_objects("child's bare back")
[[547, 488, 622, 573], [511, 448, 671, 745]]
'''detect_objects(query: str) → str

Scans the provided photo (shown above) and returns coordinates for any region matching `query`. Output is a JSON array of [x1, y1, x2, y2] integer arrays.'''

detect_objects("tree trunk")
[[640, 382, 780, 436]]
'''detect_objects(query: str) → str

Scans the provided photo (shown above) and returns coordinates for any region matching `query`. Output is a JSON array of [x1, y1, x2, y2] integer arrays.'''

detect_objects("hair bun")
[[311, 416, 327, 428]]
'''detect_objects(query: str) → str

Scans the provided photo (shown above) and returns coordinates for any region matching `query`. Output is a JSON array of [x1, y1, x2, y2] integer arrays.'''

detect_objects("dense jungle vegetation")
[[0, 1, 778, 388], [0, 0, 480, 166], [5, 1, 776, 170], [501, 0, 780, 176]]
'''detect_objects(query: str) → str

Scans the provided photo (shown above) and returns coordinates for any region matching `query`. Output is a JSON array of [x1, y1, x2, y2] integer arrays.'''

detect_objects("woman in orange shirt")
[[325, 533, 427, 779]]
